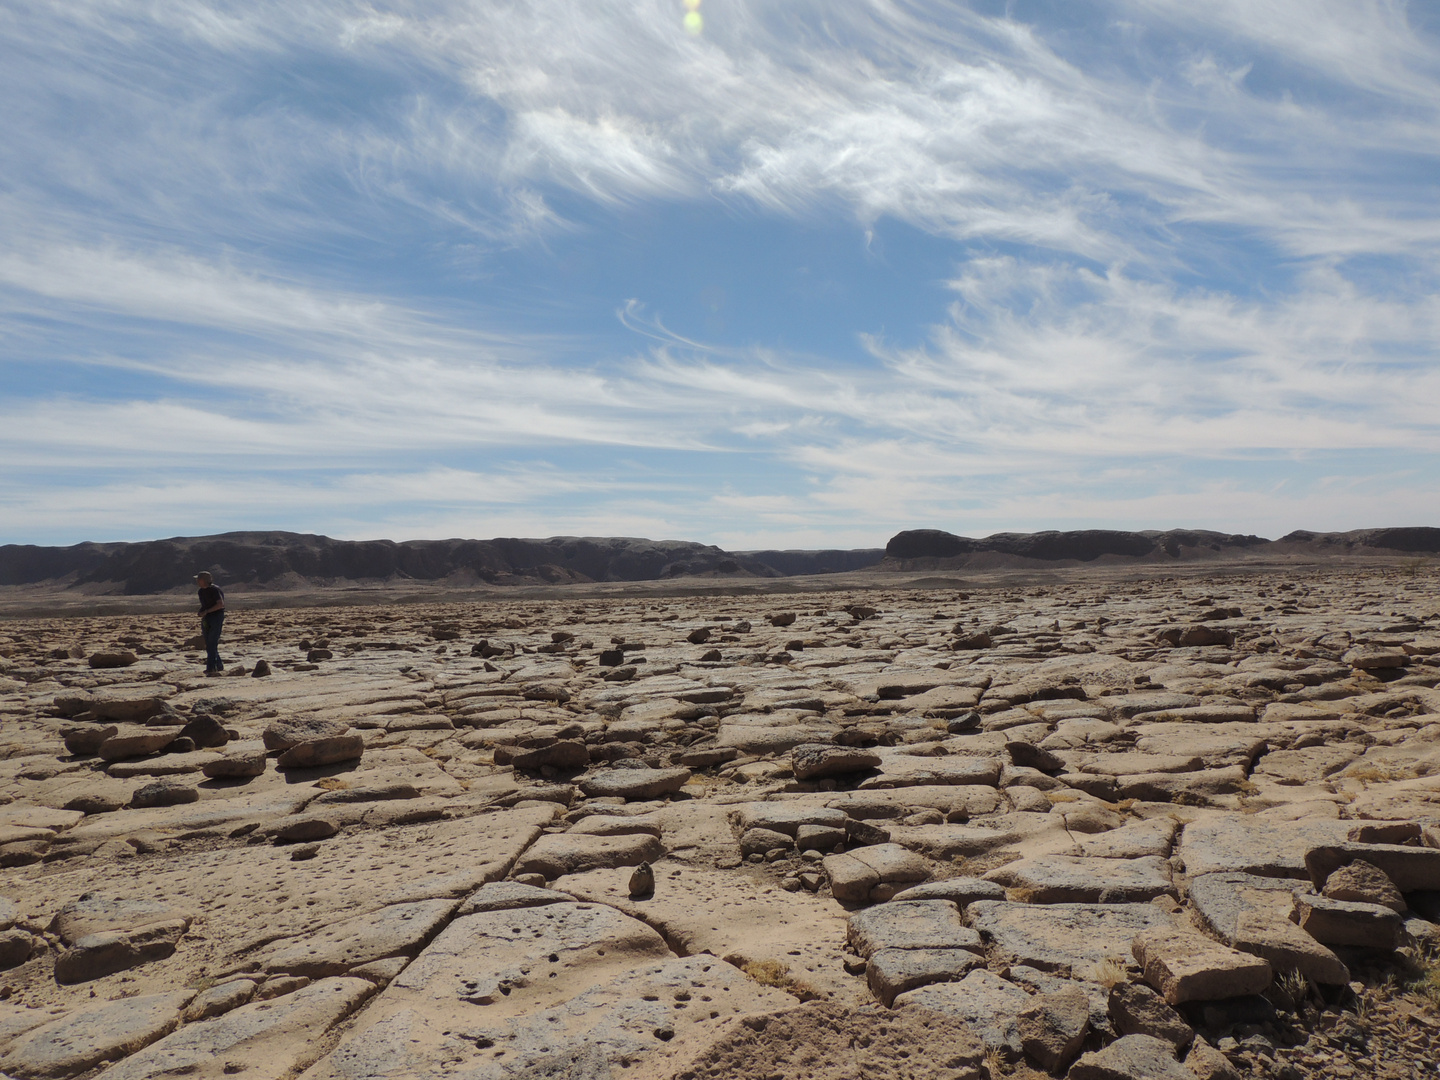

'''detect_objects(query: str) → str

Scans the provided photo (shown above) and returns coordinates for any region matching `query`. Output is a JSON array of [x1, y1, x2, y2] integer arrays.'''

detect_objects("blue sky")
[[2, 0, 1438, 548]]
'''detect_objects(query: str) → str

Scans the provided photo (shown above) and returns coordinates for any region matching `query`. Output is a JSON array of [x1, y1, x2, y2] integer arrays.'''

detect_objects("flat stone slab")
[[1132, 924, 1272, 1004], [967, 901, 1173, 976], [1, 991, 191, 1079], [255, 899, 456, 977], [1178, 816, 1352, 879], [984, 855, 1176, 904], [1292, 893, 1402, 949], [51, 893, 191, 944], [1070, 1033, 1190, 1080], [455, 881, 573, 916], [824, 843, 931, 902], [847, 900, 982, 957], [578, 767, 690, 800], [792, 745, 881, 780], [895, 969, 1031, 1054], [1188, 872, 1349, 984], [866, 947, 983, 1006], [857, 755, 1002, 789], [891, 877, 1006, 908], [94, 978, 373, 1080], [514, 831, 664, 879], [1305, 841, 1440, 892], [734, 803, 849, 836]]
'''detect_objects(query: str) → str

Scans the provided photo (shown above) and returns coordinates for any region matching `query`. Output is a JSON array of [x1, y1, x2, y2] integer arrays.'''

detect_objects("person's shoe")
[[205, 669, 222, 677]]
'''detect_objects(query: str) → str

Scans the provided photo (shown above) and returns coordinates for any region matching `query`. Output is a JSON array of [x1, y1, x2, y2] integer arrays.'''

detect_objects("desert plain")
[[1, 561, 1439, 1080]]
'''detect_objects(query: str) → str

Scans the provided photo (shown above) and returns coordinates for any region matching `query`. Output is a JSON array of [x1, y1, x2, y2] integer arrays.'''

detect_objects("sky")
[[2, 0, 1439, 549]]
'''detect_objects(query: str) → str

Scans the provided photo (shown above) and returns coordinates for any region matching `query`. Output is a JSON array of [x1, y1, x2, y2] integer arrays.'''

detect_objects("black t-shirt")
[[198, 585, 224, 613]]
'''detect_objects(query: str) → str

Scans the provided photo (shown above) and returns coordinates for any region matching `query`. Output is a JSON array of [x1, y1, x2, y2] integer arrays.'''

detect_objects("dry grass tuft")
[[314, 778, 350, 791], [1085, 958, 1129, 988], [1407, 946, 1440, 1011], [742, 959, 824, 1002]]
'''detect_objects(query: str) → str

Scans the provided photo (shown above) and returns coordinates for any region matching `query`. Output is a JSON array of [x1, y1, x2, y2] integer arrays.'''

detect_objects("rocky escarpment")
[[885, 528, 1440, 566], [0, 534, 887, 594]]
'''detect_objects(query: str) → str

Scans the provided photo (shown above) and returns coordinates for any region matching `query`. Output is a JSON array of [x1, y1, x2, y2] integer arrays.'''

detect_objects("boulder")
[[277, 735, 364, 769], [178, 714, 230, 749], [510, 740, 589, 771], [0, 927, 37, 971], [1305, 842, 1440, 893], [88, 651, 138, 669], [61, 724, 118, 756], [966, 901, 1172, 976], [894, 969, 1030, 1054]]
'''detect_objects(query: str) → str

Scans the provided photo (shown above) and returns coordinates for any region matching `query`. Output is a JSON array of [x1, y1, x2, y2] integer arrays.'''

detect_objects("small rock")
[[740, 828, 793, 856], [629, 861, 655, 898], [686, 628, 711, 644], [579, 767, 690, 801], [54, 920, 190, 983], [88, 651, 138, 668], [252, 658, 271, 677], [1184, 1038, 1243, 1080], [510, 740, 589, 771], [1132, 924, 1272, 1004]]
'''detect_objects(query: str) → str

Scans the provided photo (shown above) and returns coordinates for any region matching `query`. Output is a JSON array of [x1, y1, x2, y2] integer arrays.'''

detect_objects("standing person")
[[196, 571, 226, 675]]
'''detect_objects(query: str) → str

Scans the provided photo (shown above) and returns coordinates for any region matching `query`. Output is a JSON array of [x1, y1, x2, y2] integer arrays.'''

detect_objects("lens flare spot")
[[683, 11, 703, 35]]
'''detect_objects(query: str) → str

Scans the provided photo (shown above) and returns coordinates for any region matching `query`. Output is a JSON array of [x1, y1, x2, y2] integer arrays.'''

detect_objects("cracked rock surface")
[[0, 565, 1438, 1078]]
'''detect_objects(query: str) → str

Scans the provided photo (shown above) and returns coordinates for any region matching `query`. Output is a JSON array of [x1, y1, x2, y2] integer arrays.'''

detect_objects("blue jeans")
[[202, 612, 225, 671]]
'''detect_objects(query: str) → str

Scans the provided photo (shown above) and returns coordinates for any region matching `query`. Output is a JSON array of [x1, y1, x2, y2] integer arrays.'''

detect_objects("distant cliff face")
[[884, 527, 1440, 565], [0, 533, 886, 594]]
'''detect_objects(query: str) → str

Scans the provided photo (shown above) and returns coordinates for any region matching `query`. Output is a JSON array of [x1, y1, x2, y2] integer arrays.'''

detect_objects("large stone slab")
[[1177, 816, 1352, 879], [1188, 873, 1349, 984], [302, 948, 791, 1079], [95, 978, 374, 1080], [1132, 925, 1272, 1004], [966, 901, 1173, 976], [857, 754, 1002, 789], [866, 947, 983, 1007], [984, 855, 1175, 904], [514, 831, 664, 879], [894, 969, 1031, 1054], [1070, 1033, 1190, 1080], [579, 767, 690, 800], [1, 991, 191, 1079], [847, 900, 982, 957], [255, 899, 456, 977]]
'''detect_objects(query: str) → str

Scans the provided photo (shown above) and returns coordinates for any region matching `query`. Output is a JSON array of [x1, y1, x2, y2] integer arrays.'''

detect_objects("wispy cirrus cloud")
[[1, 0, 1438, 546]]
